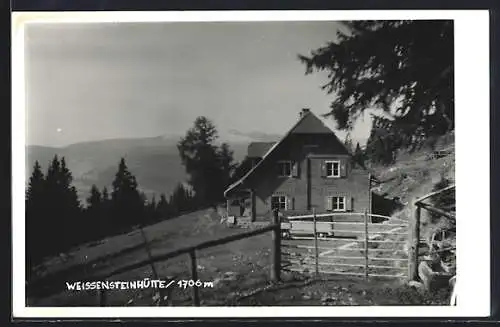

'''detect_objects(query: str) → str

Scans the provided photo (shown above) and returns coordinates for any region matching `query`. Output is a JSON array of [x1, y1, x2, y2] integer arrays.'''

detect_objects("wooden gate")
[[280, 210, 410, 279]]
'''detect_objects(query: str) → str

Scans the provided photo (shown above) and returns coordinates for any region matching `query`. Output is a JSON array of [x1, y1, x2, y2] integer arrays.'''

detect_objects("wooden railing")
[[281, 210, 409, 280], [95, 215, 281, 306], [408, 184, 456, 281]]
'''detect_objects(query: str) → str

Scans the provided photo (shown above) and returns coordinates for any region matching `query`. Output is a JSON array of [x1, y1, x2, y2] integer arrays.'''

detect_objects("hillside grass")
[[28, 208, 276, 306], [370, 134, 455, 240]]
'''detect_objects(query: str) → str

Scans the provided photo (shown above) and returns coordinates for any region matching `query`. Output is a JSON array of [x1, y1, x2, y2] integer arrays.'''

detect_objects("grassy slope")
[[370, 133, 455, 239], [29, 208, 275, 306]]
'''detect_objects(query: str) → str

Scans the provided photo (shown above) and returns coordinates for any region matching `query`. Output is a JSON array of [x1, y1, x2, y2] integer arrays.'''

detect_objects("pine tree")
[[231, 156, 254, 184], [178, 117, 235, 207], [138, 192, 149, 225], [168, 185, 180, 216], [84, 185, 103, 240], [148, 195, 158, 222], [143, 195, 161, 223], [110, 158, 144, 230], [87, 185, 102, 209], [45, 155, 61, 198], [168, 183, 193, 217], [100, 186, 111, 234], [217, 143, 237, 196], [156, 193, 170, 220], [42, 155, 82, 253], [299, 20, 453, 151], [365, 127, 401, 165], [58, 157, 82, 246], [352, 142, 366, 167], [26, 160, 45, 205], [26, 156, 81, 263], [343, 134, 353, 154], [25, 161, 47, 272], [102, 186, 110, 202]]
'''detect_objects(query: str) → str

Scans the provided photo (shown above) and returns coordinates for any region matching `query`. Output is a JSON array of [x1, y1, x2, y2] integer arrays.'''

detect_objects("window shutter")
[[346, 197, 352, 211], [286, 197, 291, 210], [325, 196, 332, 211], [292, 161, 299, 177], [320, 161, 326, 177], [340, 159, 347, 177]]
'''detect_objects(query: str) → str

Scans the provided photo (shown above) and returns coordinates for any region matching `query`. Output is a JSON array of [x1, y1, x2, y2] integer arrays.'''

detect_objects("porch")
[[225, 189, 256, 223]]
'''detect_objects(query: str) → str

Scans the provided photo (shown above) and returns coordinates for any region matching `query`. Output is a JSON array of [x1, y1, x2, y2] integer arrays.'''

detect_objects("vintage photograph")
[[21, 17, 459, 309]]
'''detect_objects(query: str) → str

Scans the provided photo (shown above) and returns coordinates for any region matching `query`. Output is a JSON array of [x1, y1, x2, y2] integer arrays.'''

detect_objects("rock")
[[302, 294, 312, 300], [321, 293, 336, 302], [220, 271, 239, 282], [418, 261, 453, 292], [408, 280, 426, 294], [126, 299, 134, 305]]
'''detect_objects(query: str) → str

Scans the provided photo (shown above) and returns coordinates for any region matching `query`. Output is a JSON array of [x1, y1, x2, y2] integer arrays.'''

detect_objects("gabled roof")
[[288, 112, 336, 134], [247, 142, 276, 158], [224, 110, 349, 197]]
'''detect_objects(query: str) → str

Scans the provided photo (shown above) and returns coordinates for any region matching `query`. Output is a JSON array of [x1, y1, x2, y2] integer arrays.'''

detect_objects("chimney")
[[299, 108, 310, 119]]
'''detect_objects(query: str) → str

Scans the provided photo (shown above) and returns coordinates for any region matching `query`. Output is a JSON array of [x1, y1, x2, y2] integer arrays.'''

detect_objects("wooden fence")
[[280, 210, 410, 280], [95, 217, 281, 306], [408, 184, 456, 281]]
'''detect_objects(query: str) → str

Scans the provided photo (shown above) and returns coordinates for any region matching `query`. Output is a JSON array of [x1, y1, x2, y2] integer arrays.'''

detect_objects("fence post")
[[313, 208, 319, 277], [99, 288, 106, 306], [271, 209, 281, 282], [139, 225, 164, 306], [364, 209, 369, 280], [368, 174, 373, 223], [189, 250, 200, 306], [408, 200, 421, 281]]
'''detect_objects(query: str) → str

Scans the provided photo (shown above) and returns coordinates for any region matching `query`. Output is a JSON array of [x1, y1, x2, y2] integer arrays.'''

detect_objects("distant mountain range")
[[26, 134, 273, 203]]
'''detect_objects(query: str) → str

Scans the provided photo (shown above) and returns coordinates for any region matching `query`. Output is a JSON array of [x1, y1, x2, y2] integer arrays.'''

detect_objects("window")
[[333, 197, 345, 211], [326, 160, 340, 177], [277, 161, 292, 177], [327, 196, 346, 211], [271, 195, 287, 210]]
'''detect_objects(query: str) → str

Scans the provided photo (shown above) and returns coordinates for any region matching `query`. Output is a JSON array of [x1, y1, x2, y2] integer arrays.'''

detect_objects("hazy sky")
[[25, 21, 372, 147]]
